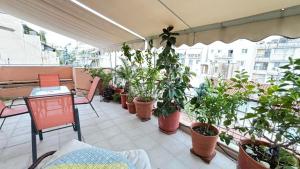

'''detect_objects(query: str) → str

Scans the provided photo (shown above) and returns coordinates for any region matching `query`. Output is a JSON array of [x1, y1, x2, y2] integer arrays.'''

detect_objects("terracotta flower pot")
[[158, 111, 180, 135], [115, 88, 124, 94], [238, 139, 270, 169], [126, 101, 136, 114], [191, 122, 219, 163], [134, 98, 154, 121], [120, 93, 128, 109]]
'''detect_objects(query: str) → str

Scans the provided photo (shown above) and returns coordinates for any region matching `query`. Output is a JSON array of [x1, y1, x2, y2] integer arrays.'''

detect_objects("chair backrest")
[[25, 94, 75, 130], [38, 74, 60, 87], [87, 77, 100, 102]]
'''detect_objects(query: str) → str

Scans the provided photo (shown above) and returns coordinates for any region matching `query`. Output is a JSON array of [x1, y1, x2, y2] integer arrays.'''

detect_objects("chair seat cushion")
[[74, 97, 89, 104], [1, 106, 28, 117]]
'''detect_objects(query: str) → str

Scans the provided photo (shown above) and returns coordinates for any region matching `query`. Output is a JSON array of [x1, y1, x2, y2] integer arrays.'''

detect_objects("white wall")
[[0, 14, 58, 65]]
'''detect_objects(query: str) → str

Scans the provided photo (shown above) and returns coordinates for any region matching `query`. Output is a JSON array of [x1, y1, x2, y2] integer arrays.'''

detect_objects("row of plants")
[[187, 58, 300, 168], [87, 26, 300, 169], [116, 26, 194, 131]]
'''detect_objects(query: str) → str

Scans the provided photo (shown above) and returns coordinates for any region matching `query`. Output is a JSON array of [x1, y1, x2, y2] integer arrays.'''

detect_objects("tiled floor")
[[0, 96, 236, 169]]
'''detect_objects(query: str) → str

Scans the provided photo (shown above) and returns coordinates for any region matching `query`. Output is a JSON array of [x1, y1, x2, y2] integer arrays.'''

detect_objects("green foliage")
[[86, 67, 113, 88], [115, 58, 132, 89], [115, 44, 136, 90], [112, 93, 121, 102], [120, 43, 159, 102], [154, 26, 194, 117], [132, 45, 159, 102], [190, 70, 254, 139], [127, 85, 136, 103], [241, 57, 300, 169]]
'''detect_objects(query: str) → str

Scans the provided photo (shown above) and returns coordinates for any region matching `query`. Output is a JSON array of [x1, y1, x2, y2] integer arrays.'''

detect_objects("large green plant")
[[86, 68, 112, 88], [119, 43, 158, 102], [189, 70, 255, 139], [118, 43, 136, 99], [115, 43, 136, 92], [132, 42, 159, 102], [154, 26, 194, 117], [241, 57, 300, 169]]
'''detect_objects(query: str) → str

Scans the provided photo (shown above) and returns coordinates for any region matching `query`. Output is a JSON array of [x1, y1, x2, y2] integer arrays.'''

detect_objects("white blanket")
[[38, 140, 151, 169]]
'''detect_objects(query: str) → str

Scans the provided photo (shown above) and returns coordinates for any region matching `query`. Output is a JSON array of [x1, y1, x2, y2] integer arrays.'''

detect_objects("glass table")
[[30, 86, 70, 97]]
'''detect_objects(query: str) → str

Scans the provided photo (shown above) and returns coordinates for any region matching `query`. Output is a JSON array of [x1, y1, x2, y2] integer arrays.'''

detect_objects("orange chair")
[[0, 101, 28, 130], [38, 74, 60, 87], [25, 93, 81, 162], [74, 77, 100, 117]]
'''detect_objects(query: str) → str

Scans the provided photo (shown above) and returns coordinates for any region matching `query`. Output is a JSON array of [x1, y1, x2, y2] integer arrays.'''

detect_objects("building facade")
[[176, 37, 300, 86], [252, 38, 300, 83], [0, 13, 59, 65]]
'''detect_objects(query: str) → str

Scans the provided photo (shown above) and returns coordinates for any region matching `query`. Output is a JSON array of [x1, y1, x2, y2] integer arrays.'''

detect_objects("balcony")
[[0, 66, 236, 169]]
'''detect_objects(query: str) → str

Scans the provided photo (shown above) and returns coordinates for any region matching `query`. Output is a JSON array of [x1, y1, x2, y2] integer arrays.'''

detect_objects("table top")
[[30, 86, 70, 97]]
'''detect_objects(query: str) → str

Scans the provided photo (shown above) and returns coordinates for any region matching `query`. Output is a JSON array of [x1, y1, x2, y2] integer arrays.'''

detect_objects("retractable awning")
[[0, 0, 139, 48], [0, 0, 300, 50]]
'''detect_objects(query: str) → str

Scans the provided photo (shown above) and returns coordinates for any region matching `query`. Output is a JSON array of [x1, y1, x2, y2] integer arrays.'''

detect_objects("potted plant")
[[189, 70, 255, 163], [114, 82, 124, 94], [154, 26, 194, 134], [132, 43, 159, 121], [117, 44, 136, 109], [238, 57, 300, 169], [126, 86, 136, 114]]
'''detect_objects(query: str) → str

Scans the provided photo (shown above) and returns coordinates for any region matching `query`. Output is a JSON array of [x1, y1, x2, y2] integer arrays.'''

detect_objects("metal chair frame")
[[0, 101, 28, 130]]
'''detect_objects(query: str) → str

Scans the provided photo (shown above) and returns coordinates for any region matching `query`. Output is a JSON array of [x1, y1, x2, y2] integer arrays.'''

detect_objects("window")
[[257, 49, 265, 56], [272, 62, 286, 70], [273, 62, 281, 67], [214, 67, 218, 73], [241, 49, 248, 54], [189, 60, 193, 66], [254, 62, 268, 70], [196, 60, 200, 64], [178, 53, 184, 58], [273, 48, 294, 55], [218, 49, 222, 53], [252, 74, 266, 83], [257, 49, 270, 58], [228, 50, 233, 57], [202, 65, 208, 74], [264, 49, 271, 58], [240, 61, 244, 66], [180, 59, 185, 64], [211, 49, 214, 53]]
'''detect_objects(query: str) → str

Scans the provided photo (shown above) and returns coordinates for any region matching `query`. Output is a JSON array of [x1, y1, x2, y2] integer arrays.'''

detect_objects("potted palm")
[[117, 43, 136, 109], [189, 70, 255, 163], [154, 26, 194, 134], [238, 57, 300, 169], [132, 43, 159, 121]]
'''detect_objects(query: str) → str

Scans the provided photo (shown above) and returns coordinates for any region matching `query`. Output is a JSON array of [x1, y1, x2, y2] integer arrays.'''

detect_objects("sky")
[[22, 21, 95, 49]]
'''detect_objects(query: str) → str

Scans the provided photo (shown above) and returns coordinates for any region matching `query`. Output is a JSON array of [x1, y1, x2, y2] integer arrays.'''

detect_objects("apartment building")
[[176, 40, 256, 87], [252, 38, 300, 83], [0, 13, 59, 65]]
